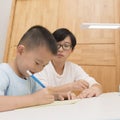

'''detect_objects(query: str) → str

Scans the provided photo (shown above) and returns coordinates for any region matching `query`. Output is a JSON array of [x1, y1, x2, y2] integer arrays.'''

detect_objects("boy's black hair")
[[18, 25, 57, 55], [53, 28, 76, 50]]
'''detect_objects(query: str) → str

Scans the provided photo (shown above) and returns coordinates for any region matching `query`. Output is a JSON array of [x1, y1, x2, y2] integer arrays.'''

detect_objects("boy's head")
[[16, 25, 57, 78], [18, 25, 57, 54]]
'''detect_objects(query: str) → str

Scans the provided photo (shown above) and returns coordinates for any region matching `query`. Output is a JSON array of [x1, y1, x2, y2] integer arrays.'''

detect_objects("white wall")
[[0, 0, 12, 62]]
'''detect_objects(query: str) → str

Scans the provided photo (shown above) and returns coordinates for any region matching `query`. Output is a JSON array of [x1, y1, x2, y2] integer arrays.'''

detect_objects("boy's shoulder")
[[0, 63, 12, 74], [0, 63, 10, 69]]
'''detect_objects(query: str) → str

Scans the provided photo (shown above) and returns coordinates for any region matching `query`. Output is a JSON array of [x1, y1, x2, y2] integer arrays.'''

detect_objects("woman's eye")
[[64, 45, 69, 47], [64, 44, 70, 48]]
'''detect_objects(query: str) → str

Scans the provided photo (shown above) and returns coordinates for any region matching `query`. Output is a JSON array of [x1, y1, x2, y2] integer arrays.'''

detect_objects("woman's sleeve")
[[73, 64, 99, 87]]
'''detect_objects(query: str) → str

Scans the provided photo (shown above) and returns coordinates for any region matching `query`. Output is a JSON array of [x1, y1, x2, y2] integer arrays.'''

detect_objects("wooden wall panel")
[[4, 0, 120, 92], [68, 44, 115, 65], [78, 0, 117, 44], [5, 0, 59, 62], [57, 0, 78, 32], [81, 66, 117, 92], [78, 30, 115, 44]]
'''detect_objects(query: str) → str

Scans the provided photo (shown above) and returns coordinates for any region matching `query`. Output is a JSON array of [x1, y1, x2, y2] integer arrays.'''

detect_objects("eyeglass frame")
[[57, 42, 72, 51]]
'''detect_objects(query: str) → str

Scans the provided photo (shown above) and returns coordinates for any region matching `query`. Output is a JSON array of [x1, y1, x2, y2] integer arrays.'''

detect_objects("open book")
[[34, 99, 80, 108]]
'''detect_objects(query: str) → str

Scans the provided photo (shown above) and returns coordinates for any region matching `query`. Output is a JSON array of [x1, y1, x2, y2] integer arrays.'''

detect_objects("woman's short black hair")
[[53, 28, 76, 50], [18, 25, 57, 55]]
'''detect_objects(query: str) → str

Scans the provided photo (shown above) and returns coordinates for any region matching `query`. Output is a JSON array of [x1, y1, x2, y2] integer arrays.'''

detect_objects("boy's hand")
[[33, 88, 54, 105]]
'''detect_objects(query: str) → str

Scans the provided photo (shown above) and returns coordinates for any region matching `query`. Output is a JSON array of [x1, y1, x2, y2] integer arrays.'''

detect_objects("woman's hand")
[[77, 84, 102, 98], [72, 80, 89, 91]]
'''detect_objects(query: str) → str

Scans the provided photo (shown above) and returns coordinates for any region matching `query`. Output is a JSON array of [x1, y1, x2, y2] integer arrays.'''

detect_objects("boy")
[[0, 25, 57, 112]]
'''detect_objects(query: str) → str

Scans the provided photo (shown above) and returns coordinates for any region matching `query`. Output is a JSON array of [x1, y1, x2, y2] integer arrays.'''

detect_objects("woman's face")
[[54, 36, 73, 62]]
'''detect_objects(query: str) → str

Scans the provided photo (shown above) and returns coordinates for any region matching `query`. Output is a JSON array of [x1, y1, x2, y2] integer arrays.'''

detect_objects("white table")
[[0, 92, 120, 120]]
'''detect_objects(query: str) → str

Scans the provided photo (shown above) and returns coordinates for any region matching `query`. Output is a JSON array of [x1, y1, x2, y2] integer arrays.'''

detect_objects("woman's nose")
[[58, 46, 64, 51]]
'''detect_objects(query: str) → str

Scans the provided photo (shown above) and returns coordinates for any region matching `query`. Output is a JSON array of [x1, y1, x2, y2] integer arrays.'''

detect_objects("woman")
[[35, 28, 102, 99]]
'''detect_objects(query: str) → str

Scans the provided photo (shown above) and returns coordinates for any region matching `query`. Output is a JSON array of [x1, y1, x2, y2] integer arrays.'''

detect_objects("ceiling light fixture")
[[80, 23, 120, 29]]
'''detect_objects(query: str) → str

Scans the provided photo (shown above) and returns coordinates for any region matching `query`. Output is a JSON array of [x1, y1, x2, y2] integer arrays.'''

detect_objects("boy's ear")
[[17, 45, 25, 55]]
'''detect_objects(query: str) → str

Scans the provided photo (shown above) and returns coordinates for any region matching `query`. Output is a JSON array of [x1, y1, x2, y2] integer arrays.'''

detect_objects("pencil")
[[26, 70, 46, 88]]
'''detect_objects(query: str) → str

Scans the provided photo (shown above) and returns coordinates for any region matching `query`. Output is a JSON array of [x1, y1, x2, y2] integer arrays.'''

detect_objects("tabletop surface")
[[0, 92, 120, 120]]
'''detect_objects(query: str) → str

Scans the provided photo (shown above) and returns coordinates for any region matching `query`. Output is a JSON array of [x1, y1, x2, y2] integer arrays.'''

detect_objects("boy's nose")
[[35, 67, 44, 73], [39, 67, 44, 72]]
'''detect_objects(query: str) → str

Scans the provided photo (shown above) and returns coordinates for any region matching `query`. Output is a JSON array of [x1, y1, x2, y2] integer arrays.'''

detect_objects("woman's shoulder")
[[66, 61, 81, 68]]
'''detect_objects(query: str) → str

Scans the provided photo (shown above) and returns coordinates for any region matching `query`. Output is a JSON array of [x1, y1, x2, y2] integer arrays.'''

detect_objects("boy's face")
[[16, 45, 53, 78]]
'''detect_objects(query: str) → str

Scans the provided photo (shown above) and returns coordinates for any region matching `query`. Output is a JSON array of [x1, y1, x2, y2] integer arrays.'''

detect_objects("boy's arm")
[[0, 88, 54, 112]]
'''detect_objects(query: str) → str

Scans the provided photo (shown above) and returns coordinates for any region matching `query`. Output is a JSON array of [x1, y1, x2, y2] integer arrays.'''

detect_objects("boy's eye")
[[43, 65, 46, 67], [35, 62, 40, 65], [43, 63, 48, 67]]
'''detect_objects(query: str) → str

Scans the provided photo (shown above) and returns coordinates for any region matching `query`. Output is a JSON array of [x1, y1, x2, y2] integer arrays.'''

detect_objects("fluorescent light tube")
[[80, 23, 120, 29]]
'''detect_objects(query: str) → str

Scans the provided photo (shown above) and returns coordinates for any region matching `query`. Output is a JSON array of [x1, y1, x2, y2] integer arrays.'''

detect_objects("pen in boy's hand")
[[26, 70, 46, 88]]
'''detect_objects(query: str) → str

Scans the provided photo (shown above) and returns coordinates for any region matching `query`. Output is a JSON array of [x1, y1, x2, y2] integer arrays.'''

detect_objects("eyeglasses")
[[57, 43, 72, 50]]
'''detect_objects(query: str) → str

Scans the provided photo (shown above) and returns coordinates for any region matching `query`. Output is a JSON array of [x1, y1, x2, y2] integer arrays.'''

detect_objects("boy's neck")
[[9, 60, 25, 79]]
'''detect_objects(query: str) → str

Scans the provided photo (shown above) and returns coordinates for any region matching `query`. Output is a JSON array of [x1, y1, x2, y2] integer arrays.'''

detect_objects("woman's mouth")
[[57, 54, 64, 57]]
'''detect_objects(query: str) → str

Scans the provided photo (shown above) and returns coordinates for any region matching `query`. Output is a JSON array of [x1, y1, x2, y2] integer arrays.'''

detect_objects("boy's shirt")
[[0, 63, 41, 96]]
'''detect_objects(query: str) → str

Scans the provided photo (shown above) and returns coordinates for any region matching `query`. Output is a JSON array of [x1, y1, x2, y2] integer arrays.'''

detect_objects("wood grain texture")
[[81, 65, 117, 92], [4, 0, 120, 92], [68, 44, 116, 65]]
